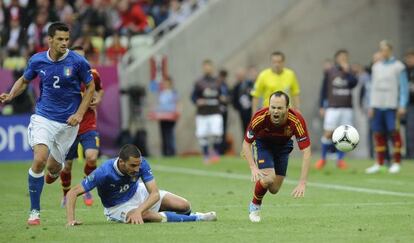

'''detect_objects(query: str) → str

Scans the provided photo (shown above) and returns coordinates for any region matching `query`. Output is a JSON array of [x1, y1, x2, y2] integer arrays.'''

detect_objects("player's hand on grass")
[[291, 181, 306, 198], [126, 209, 144, 224], [66, 220, 82, 227], [250, 167, 267, 182], [67, 113, 83, 126], [0, 93, 12, 103]]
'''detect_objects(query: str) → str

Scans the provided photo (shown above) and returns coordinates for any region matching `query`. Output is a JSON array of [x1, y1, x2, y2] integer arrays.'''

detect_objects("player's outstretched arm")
[[66, 184, 86, 226], [126, 180, 160, 224], [291, 146, 311, 198], [67, 81, 95, 126], [0, 76, 29, 103]]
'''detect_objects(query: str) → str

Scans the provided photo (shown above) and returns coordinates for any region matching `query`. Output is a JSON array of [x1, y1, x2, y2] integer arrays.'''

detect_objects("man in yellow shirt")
[[251, 51, 301, 114]]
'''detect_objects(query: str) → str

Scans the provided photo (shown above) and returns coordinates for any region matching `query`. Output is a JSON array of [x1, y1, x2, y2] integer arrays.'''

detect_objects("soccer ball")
[[332, 125, 359, 152]]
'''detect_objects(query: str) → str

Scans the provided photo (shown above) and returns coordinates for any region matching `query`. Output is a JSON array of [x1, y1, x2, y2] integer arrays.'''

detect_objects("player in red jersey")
[[60, 46, 104, 207], [242, 91, 312, 222]]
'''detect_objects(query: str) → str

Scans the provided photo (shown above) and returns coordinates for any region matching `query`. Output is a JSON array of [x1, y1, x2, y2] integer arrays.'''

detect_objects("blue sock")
[[28, 168, 44, 211], [321, 137, 333, 160], [163, 212, 198, 222], [337, 151, 345, 161]]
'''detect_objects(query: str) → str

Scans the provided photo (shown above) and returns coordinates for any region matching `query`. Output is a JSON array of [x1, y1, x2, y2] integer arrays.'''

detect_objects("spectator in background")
[[86, 0, 112, 37], [105, 32, 127, 65], [117, 0, 150, 35], [366, 40, 409, 174], [150, 76, 180, 156], [217, 69, 230, 155], [27, 10, 50, 55], [26, 0, 58, 27], [5, 0, 27, 27], [251, 51, 301, 115], [191, 59, 223, 164], [315, 49, 358, 170], [404, 48, 414, 159], [2, 15, 27, 57], [232, 67, 254, 134], [167, 0, 190, 29], [54, 0, 74, 26]]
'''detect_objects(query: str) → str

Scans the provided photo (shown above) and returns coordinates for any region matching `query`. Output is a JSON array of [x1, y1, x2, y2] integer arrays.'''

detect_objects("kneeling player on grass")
[[242, 91, 312, 222], [66, 144, 217, 226]]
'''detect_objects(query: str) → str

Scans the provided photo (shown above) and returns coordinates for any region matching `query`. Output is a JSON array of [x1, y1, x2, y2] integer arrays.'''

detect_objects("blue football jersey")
[[23, 50, 93, 123], [81, 157, 154, 208]]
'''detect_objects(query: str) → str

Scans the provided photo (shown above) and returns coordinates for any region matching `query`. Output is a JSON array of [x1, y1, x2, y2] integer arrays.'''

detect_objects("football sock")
[[391, 131, 402, 163], [45, 172, 60, 184], [374, 133, 386, 165], [28, 168, 44, 211], [321, 137, 332, 160], [84, 164, 97, 176], [160, 212, 198, 222], [60, 171, 71, 196], [252, 180, 267, 205], [337, 151, 345, 161]]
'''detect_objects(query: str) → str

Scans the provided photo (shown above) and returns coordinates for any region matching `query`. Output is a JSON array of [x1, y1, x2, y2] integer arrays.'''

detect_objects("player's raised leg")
[[27, 144, 48, 225]]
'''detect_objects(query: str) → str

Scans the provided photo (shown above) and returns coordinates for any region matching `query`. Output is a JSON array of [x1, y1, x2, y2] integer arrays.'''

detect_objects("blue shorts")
[[371, 109, 399, 133], [253, 139, 294, 176], [66, 130, 100, 160]]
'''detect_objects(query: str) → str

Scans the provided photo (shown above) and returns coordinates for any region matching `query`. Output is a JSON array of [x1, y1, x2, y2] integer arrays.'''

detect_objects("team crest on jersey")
[[64, 66, 73, 77]]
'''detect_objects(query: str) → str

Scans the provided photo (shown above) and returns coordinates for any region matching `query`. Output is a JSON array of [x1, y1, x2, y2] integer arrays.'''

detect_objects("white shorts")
[[196, 114, 223, 138], [104, 183, 168, 223], [27, 114, 79, 164], [323, 108, 353, 131]]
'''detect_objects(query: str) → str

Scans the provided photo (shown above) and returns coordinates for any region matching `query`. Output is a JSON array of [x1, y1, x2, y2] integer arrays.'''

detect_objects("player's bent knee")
[[268, 187, 279, 194]]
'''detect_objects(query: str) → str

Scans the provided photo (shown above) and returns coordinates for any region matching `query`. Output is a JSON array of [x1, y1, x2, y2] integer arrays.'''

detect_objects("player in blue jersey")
[[66, 144, 217, 226], [0, 22, 95, 226]]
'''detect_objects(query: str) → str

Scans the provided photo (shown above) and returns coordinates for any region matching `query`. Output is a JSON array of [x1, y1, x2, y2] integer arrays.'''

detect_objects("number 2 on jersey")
[[53, 75, 61, 88]]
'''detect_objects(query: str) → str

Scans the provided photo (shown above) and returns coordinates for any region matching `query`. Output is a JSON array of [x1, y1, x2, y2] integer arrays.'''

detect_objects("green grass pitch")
[[0, 156, 413, 243]]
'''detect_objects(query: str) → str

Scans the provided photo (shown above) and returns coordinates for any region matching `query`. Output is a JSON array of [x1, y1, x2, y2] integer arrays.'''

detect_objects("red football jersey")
[[244, 108, 311, 150], [78, 69, 103, 135]]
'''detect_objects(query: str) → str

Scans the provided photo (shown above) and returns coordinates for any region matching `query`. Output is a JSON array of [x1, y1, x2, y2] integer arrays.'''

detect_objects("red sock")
[[45, 172, 59, 184], [60, 171, 72, 196], [252, 180, 267, 205], [84, 164, 97, 177], [391, 131, 402, 163], [374, 133, 386, 165]]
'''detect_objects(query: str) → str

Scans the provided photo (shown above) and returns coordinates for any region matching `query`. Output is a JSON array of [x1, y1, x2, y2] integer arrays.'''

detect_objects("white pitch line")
[[152, 165, 414, 198], [213, 201, 414, 208]]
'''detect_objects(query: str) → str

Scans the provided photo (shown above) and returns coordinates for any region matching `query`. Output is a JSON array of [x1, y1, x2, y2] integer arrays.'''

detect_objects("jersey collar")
[[113, 158, 125, 176], [46, 48, 69, 62]]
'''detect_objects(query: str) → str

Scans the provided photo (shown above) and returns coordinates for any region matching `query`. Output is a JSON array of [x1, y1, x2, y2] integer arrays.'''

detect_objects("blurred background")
[[1, 0, 413, 161]]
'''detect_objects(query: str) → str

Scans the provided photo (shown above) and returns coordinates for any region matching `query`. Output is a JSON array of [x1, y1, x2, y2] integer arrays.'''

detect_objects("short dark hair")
[[48, 22, 69, 37], [334, 49, 348, 59], [119, 144, 142, 161], [269, 90, 290, 107], [203, 59, 213, 65], [70, 46, 84, 51], [219, 69, 228, 78], [271, 51, 285, 61]]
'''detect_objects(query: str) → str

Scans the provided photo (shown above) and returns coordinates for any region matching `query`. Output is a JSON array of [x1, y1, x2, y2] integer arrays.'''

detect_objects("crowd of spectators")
[[0, 0, 207, 69]]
